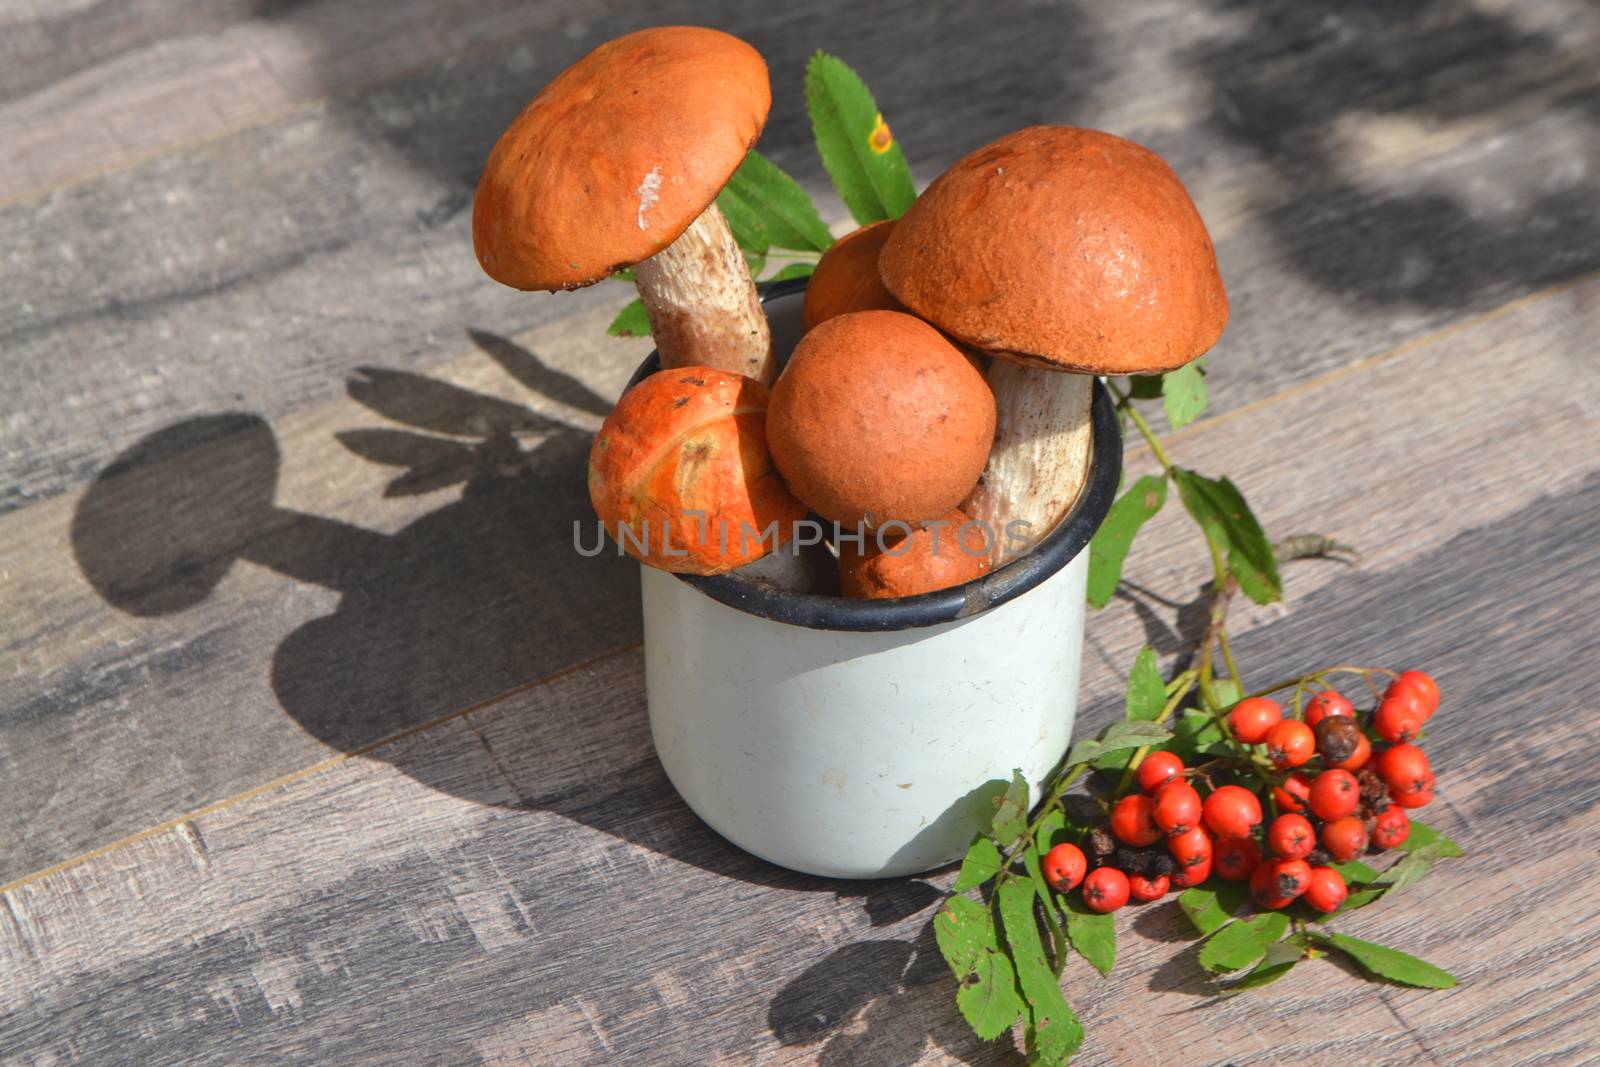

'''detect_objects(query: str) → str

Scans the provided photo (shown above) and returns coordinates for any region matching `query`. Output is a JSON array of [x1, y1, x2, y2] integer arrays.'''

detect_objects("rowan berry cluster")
[[1041, 670, 1441, 914]]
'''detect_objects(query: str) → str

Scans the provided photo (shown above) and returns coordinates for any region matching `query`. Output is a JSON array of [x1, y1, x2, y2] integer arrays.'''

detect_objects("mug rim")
[[626, 277, 1123, 632]]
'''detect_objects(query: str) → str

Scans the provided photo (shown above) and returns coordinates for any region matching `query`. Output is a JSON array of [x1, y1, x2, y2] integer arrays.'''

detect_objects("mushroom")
[[472, 27, 777, 384], [880, 126, 1228, 564], [802, 219, 906, 330], [765, 310, 995, 530]]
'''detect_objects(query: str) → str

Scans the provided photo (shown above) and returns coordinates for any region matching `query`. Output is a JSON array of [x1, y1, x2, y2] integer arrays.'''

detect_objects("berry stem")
[[1108, 382, 1177, 474], [1113, 670, 1199, 796]]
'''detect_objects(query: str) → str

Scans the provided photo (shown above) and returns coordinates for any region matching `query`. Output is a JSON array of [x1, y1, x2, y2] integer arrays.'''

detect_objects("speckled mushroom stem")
[[633, 203, 775, 386], [962, 363, 1093, 566]]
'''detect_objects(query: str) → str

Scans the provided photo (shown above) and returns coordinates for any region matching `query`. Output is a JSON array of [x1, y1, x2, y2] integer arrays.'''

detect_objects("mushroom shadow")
[[69, 331, 852, 892]]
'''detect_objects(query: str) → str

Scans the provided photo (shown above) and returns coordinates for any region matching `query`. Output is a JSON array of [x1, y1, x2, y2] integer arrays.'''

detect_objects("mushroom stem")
[[962, 363, 1093, 566], [633, 202, 774, 385]]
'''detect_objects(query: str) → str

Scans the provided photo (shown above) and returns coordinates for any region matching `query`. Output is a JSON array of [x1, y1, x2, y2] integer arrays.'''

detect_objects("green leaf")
[[952, 835, 1005, 893], [1374, 840, 1447, 896], [1209, 678, 1243, 709], [997, 880, 1084, 1063], [804, 52, 918, 224], [606, 299, 651, 338], [719, 150, 835, 253], [1225, 940, 1303, 992], [765, 262, 816, 282], [935, 896, 1026, 1039], [1331, 859, 1381, 886], [1173, 468, 1284, 605], [1177, 881, 1252, 936], [1034, 808, 1067, 852], [1171, 710, 1227, 761], [1062, 894, 1116, 976], [1086, 475, 1168, 609], [1199, 912, 1290, 973], [1123, 646, 1166, 723], [991, 769, 1030, 848], [1320, 933, 1458, 989], [1334, 887, 1386, 914], [1126, 374, 1164, 400], [1161, 363, 1209, 430], [715, 186, 771, 255], [1398, 820, 1464, 857], [1065, 721, 1173, 767]]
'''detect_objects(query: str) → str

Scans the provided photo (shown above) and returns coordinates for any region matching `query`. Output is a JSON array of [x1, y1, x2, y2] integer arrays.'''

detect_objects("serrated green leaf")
[[1171, 710, 1227, 762], [991, 769, 1030, 848], [1177, 881, 1252, 936], [1374, 840, 1447, 896], [764, 262, 816, 282], [606, 299, 651, 338], [1065, 721, 1173, 767], [1173, 468, 1283, 605], [998, 880, 1084, 1063], [1320, 932, 1457, 989], [1126, 374, 1164, 400], [1224, 940, 1302, 992], [1199, 912, 1290, 973], [804, 52, 918, 224], [1034, 808, 1067, 853], [1123, 646, 1166, 723], [719, 150, 834, 253], [952, 835, 1005, 893], [1332, 887, 1386, 915], [715, 185, 771, 255], [1331, 859, 1381, 886], [1161, 363, 1209, 430], [1062, 894, 1116, 976], [1398, 820, 1464, 857], [935, 896, 1026, 1039], [1086, 475, 1168, 609], [1209, 678, 1243, 709]]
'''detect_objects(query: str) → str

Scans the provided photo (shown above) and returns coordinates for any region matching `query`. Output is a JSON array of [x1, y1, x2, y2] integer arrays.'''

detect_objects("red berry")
[[1304, 867, 1349, 912], [1265, 720, 1316, 768], [1111, 794, 1162, 847], [1202, 785, 1263, 838], [1137, 751, 1184, 794], [1309, 769, 1361, 821], [1273, 772, 1313, 815], [1229, 697, 1282, 744], [1386, 670, 1440, 719], [1374, 692, 1426, 743], [1330, 732, 1372, 771], [1266, 813, 1316, 860], [1376, 743, 1433, 795], [1128, 872, 1170, 902], [1304, 689, 1355, 729], [1167, 825, 1214, 871], [1371, 807, 1411, 850], [1215, 836, 1262, 881], [1321, 816, 1370, 862], [1042, 843, 1087, 892], [1251, 858, 1311, 909], [1172, 855, 1213, 888], [1082, 866, 1130, 912], [1391, 786, 1434, 809], [1153, 781, 1204, 837]]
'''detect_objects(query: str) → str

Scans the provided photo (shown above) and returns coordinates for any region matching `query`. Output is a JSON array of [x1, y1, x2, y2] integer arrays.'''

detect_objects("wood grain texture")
[[3, 0, 1599, 886], [3, 272, 1597, 1065]]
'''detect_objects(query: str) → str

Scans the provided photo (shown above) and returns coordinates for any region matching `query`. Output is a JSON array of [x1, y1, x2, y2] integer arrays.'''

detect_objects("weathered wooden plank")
[[2, 472, 1597, 1064], [2, 271, 1598, 1064], [5, 0, 1598, 514]]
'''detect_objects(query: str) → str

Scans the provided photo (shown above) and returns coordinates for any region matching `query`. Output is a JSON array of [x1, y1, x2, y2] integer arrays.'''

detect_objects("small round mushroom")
[[473, 27, 777, 383], [765, 310, 995, 528], [880, 125, 1228, 563], [802, 219, 905, 331], [838, 508, 991, 599]]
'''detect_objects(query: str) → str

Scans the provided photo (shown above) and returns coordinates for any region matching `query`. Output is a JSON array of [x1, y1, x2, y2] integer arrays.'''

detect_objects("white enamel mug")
[[631, 280, 1120, 878]]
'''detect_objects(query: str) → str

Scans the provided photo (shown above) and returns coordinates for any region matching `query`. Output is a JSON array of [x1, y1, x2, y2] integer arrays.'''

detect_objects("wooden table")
[[3, 2, 1598, 1063]]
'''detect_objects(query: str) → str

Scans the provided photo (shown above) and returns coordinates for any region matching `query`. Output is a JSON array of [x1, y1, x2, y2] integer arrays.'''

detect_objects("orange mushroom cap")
[[472, 27, 770, 291], [879, 126, 1228, 375], [766, 311, 995, 528], [802, 219, 905, 331]]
